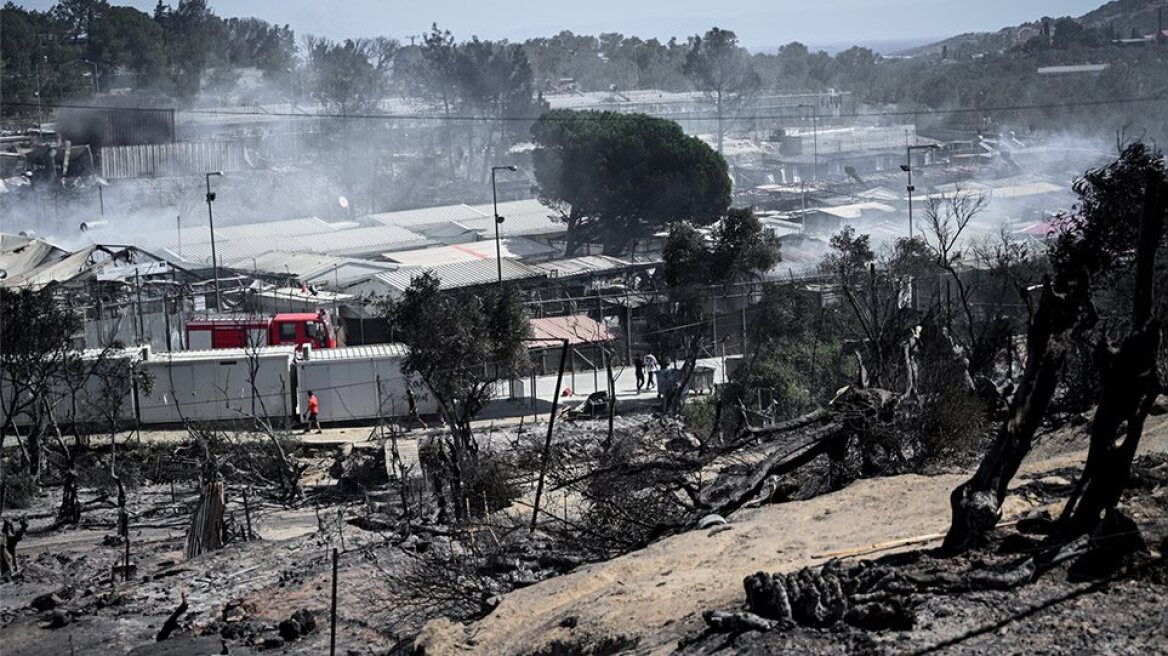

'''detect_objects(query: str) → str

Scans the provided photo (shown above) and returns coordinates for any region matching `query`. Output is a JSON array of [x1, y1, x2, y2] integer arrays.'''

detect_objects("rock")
[[697, 514, 727, 530], [666, 434, 701, 452], [1016, 508, 1055, 535], [40, 610, 71, 629], [30, 592, 64, 611], [262, 636, 285, 649], [291, 608, 316, 635], [277, 619, 301, 642], [559, 615, 578, 629], [844, 600, 914, 631], [702, 610, 780, 633]]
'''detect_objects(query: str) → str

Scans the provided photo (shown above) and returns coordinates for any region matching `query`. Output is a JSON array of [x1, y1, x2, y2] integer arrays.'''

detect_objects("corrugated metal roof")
[[811, 202, 897, 220], [529, 255, 631, 279], [460, 199, 564, 237], [215, 217, 338, 240], [529, 314, 615, 345], [382, 237, 558, 267], [235, 251, 398, 282], [170, 225, 434, 263], [144, 346, 297, 362], [299, 344, 409, 362], [374, 258, 542, 293], [366, 203, 488, 227]]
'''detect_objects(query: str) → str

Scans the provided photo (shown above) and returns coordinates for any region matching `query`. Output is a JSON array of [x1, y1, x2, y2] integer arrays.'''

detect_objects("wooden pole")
[[329, 546, 338, 656], [530, 339, 570, 532]]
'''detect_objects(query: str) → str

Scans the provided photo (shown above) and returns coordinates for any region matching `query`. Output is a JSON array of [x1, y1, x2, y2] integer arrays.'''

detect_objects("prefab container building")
[[137, 346, 296, 424], [294, 344, 436, 422], [0, 348, 139, 428]]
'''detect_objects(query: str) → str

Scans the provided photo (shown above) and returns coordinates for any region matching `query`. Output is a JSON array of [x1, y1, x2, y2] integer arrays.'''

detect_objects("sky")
[[15, 0, 1107, 51]]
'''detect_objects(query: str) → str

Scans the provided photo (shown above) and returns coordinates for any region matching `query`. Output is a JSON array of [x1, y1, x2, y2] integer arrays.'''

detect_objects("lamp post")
[[491, 165, 518, 288], [205, 171, 224, 310], [901, 144, 939, 240], [82, 59, 99, 93]]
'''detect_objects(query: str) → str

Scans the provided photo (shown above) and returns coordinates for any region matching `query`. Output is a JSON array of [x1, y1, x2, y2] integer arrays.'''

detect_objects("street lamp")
[[901, 144, 940, 240], [491, 165, 519, 288], [82, 59, 99, 93], [205, 171, 224, 311]]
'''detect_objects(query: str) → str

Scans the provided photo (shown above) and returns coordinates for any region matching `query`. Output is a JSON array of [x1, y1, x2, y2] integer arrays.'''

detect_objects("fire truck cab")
[[186, 312, 336, 350]]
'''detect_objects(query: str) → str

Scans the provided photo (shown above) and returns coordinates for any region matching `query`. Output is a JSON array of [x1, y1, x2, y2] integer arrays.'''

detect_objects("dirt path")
[[416, 413, 1168, 655]]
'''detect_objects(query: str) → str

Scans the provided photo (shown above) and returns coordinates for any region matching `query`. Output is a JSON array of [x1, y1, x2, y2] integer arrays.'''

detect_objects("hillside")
[[900, 0, 1167, 57]]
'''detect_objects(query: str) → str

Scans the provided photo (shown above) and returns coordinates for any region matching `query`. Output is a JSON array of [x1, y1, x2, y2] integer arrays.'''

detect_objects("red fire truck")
[[185, 312, 336, 350]]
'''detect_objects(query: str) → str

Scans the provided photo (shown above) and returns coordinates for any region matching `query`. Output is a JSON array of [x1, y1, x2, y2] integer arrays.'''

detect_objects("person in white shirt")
[[643, 353, 659, 389]]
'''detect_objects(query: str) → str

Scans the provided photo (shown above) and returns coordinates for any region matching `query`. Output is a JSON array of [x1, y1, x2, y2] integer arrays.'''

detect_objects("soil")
[[2, 411, 1166, 655], [413, 412, 1168, 655]]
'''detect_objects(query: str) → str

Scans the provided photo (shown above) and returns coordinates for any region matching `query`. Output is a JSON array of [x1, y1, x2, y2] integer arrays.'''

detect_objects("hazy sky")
[[15, 0, 1106, 50]]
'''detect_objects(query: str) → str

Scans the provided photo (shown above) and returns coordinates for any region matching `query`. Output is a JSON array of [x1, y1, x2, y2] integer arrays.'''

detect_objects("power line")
[[1, 93, 1165, 124]]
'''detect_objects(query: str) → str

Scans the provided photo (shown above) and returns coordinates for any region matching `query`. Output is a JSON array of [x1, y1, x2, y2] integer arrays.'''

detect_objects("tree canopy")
[[531, 109, 731, 255]]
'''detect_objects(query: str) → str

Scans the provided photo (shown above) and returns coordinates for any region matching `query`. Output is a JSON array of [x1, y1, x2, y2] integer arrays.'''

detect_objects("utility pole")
[[204, 172, 223, 310], [491, 165, 519, 288], [902, 144, 940, 240]]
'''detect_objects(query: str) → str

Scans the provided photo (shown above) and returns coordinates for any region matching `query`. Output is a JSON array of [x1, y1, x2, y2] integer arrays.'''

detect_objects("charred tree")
[[941, 273, 1088, 553], [943, 143, 1167, 553], [1059, 171, 1165, 536], [185, 456, 226, 559]]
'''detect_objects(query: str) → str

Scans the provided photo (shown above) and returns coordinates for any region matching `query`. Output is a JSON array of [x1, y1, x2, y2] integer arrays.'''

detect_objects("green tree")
[[0, 284, 83, 482], [387, 272, 530, 521], [652, 208, 780, 392], [532, 109, 732, 255], [0, 3, 87, 118], [304, 36, 383, 114], [683, 27, 760, 153]]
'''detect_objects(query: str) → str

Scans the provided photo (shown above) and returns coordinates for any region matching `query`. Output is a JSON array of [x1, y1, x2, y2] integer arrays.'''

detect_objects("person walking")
[[634, 355, 645, 393], [304, 390, 322, 434], [643, 352, 659, 390]]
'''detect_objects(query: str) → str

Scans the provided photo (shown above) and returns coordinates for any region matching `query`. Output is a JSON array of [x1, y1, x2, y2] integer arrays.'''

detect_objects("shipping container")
[[136, 346, 296, 424], [293, 344, 436, 422]]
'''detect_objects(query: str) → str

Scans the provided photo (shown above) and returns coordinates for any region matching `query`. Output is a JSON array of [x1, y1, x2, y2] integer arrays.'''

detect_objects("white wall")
[[138, 352, 293, 424], [295, 354, 436, 423]]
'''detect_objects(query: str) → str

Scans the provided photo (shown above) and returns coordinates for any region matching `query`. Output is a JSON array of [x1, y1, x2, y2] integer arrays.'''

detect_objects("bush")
[[2, 468, 36, 510]]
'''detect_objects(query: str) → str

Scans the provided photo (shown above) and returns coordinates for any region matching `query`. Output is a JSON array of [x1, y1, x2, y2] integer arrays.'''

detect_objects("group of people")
[[634, 352, 660, 393]]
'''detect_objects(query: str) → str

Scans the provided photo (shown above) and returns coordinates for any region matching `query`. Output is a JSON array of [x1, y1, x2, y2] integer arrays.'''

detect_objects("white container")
[[137, 347, 296, 424], [293, 344, 435, 422]]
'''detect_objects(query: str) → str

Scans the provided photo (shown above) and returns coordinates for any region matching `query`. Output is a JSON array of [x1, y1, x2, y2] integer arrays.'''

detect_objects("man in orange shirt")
[[304, 391, 322, 434]]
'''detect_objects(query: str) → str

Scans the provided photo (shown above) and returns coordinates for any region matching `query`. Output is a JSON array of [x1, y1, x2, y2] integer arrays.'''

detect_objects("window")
[[279, 323, 298, 341]]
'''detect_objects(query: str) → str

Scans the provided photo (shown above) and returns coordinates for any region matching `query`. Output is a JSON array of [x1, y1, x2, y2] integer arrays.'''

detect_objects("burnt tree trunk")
[[185, 478, 226, 559], [1060, 177, 1165, 536], [941, 272, 1088, 553]]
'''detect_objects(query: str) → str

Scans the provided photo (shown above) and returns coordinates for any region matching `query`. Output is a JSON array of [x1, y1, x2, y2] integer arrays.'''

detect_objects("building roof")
[[458, 199, 564, 237], [528, 255, 632, 279], [0, 234, 68, 281], [366, 203, 490, 228], [366, 258, 543, 295], [529, 314, 615, 345], [214, 217, 339, 241], [382, 237, 559, 266], [169, 224, 434, 263], [810, 202, 897, 220], [299, 343, 409, 362], [232, 251, 398, 284], [1037, 64, 1109, 75], [141, 346, 298, 363]]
